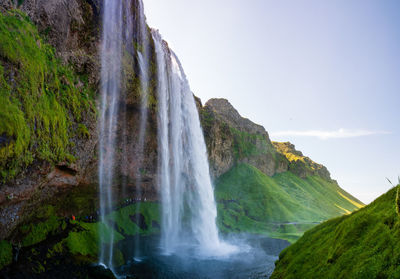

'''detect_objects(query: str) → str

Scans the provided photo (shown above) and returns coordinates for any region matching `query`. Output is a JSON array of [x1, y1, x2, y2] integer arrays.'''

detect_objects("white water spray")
[[133, 0, 150, 260], [153, 31, 237, 257], [98, 0, 133, 269]]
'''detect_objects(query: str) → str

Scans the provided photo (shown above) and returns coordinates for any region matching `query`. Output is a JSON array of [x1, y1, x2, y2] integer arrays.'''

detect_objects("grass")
[[0, 10, 94, 181], [271, 185, 400, 279], [215, 163, 363, 242]]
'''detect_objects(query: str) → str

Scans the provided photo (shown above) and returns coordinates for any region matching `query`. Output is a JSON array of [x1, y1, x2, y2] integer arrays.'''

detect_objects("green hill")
[[215, 163, 363, 242], [271, 185, 400, 279]]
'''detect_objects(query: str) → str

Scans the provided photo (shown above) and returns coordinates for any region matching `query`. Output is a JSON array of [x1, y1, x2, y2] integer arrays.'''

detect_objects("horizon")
[[144, 0, 400, 204]]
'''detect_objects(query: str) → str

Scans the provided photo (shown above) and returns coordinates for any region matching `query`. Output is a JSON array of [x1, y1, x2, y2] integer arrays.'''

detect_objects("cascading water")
[[98, 0, 133, 269], [152, 31, 237, 257], [98, 0, 234, 271], [133, 0, 150, 260]]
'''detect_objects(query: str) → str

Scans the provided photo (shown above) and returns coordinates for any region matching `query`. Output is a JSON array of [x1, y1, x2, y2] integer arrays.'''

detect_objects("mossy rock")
[[19, 205, 65, 247], [0, 10, 94, 181], [0, 240, 12, 270], [61, 202, 159, 265], [109, 202, 160, 236]]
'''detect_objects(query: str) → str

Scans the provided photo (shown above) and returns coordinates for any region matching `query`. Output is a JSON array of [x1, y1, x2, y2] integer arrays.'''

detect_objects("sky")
[[144, 0, 400, 204]]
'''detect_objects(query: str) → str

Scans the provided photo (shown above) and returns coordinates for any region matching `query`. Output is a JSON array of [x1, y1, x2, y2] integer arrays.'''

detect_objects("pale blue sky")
[[144, 0, 400, 204]]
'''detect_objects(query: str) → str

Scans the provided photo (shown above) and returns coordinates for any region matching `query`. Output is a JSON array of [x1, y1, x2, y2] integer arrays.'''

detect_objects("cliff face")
[[272, 141, 332, 181], [200, 98, 333, 181], [0, 0, 160, 240], [201, 98, 288, 178], [0, 1, 100, 239]]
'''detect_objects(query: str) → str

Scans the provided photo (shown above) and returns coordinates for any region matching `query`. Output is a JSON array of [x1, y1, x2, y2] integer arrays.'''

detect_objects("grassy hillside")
[[271, 185, 400, 279], [215, 163, 363, 242]]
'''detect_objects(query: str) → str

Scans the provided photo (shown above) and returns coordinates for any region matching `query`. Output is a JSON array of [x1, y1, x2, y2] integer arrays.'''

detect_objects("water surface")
[[115, 234, 290, 279]]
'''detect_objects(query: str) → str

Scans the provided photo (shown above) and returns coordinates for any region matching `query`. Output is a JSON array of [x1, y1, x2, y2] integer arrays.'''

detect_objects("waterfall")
[[153, 31, 237, 257], [133, 0, 150, 260], [98, 0, 133, 269], [98, 0, 235, 269]]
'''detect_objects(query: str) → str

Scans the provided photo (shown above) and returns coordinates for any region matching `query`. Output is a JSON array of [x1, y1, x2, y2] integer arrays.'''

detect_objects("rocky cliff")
[[201, 98, 288, 178], [0, 0, 160, 241], [201, 98, 333, 182]]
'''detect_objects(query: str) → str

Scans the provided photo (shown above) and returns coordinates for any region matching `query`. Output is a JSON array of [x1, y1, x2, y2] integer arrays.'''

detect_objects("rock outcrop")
[[272, 141, 332, 181], [200, 98, 334, 183], [201, 98, 288, 178]]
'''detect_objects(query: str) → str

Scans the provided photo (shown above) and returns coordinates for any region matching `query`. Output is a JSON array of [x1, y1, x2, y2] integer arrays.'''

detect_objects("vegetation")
[[271, 185, 400, 279], [0, 240, 12, 270], [0, 10, 94, 181], [5, 200, 159, 271], [65, 221, 124, 261], [215, 163, 363, 242], [62, 203, 159, 265], [109, 202, 160, 236], [230, 128, 270, 160], [19, 205, 65, 247]]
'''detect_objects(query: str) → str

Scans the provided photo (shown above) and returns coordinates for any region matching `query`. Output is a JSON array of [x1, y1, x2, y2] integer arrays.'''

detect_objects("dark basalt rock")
[[87, 265, 117, 279], [0, 133, 12, 147], [130, 213, 148, 230]]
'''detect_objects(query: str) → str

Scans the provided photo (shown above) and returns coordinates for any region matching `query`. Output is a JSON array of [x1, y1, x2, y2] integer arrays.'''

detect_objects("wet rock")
[[130, 213, 148, 230], [87, 265, 117, 279], [0, 133, 11, 147]]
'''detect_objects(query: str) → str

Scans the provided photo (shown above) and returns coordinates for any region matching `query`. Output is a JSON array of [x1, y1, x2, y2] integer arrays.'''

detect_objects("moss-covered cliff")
[[201, 98, 288, 178], [0, 0, 161, 241], [271, 185, 400, 279]]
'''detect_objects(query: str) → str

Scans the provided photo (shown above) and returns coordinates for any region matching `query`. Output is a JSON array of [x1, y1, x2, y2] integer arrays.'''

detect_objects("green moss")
[[0, 240, 12, 270], [200, 109, 215, 132], [215, 164, 362, 242], [108, 202, 160, 236], [271, 185, 400, 279], [63, 202, 159, 263], [230, 128, 269, 160], [0, 10, 94, 181], [53, 184, 97, 218], [46, 241, 64, 259], [65, 222, 122, 258], [20, 205, 63, 247], [76, 124, 90, 139]]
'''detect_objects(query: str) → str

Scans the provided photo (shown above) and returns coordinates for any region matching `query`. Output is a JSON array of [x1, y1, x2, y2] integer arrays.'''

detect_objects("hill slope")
[[215, 164, 363, 242], [271, 185, 400, 279]]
